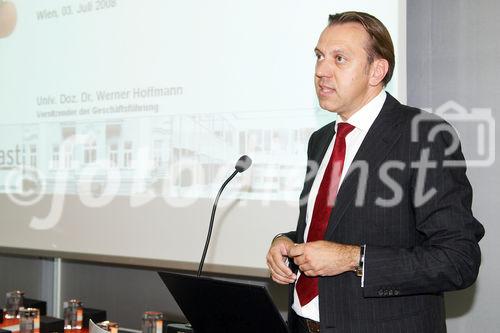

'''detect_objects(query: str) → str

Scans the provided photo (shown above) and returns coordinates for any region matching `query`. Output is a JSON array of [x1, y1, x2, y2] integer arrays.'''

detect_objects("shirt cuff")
[[361, 245, 366, 287]]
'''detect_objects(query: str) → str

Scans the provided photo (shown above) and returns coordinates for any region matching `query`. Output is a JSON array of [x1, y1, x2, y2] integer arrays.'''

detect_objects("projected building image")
[[0, 110, 317, 201]]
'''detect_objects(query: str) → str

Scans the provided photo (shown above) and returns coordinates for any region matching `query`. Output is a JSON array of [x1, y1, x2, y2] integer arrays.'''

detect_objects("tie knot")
[[336, 122, 355, 139]]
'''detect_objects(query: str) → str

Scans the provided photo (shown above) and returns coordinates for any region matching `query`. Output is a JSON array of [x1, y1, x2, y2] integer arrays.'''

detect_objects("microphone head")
[[235, 155, 252, 173]]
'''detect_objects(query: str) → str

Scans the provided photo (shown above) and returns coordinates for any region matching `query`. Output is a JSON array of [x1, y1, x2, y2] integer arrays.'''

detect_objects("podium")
[[158, 271, 289, 333]]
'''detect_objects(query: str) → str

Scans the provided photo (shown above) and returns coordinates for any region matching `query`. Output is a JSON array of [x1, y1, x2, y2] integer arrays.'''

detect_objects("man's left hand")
[[288, 240, 360, 277]]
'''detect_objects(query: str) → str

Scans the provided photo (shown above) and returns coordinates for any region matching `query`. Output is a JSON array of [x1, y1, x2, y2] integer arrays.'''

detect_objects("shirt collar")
[[335, 90, 387, 133]]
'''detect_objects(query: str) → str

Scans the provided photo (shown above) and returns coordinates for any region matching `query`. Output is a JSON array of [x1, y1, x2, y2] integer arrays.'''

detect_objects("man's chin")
[[319, 101, 340, 114]]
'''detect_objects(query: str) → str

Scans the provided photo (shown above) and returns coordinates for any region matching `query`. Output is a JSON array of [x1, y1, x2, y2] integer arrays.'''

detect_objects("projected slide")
[[0, 0, 403, 203], [0, 0, 405, 273]]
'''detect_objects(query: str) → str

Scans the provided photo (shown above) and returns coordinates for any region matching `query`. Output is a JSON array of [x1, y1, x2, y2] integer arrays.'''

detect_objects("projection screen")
[[0, 0, 406, 276]]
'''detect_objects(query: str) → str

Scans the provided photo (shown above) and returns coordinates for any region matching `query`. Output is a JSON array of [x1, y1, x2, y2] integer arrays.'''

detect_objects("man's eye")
[[315, 53, 323, 60], [336, 55, 345, 63]]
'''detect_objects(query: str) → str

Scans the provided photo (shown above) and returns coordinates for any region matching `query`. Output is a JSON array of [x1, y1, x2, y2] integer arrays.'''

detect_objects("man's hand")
[[288, 240, 360, 277], [266, 236, 297, 284]]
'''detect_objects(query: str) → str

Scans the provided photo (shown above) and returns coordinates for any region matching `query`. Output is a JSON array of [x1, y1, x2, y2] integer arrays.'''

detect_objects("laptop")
[[158, 271, 289, 333]]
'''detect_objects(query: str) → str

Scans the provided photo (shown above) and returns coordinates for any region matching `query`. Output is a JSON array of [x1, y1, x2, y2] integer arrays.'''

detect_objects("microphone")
[[235, 155, 252, 173], [197, 155, 252, 277]]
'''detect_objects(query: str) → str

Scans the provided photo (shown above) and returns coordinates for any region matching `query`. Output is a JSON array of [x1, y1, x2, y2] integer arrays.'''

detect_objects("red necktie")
[[296, 122, 355, 306]]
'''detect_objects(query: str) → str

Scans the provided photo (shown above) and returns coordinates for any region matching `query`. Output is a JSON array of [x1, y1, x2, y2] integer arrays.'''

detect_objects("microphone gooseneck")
[[197, 156, 252, 277]]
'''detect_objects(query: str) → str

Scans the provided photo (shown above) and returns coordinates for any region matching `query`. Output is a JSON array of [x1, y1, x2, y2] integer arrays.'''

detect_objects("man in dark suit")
[[266, 11, 484, 333]]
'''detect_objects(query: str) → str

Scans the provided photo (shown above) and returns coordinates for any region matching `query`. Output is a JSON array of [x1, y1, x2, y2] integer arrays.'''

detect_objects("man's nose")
[[315, 59, 333, 78]]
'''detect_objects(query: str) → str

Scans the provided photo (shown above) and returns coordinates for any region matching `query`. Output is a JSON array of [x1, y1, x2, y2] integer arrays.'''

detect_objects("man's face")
[[314, 23, 376, 119]]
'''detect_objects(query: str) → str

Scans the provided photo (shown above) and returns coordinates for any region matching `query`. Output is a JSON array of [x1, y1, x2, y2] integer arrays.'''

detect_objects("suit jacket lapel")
[[304, 123, 336, 196], [324, 94, 405, 239], [297, 122, 336, 243]]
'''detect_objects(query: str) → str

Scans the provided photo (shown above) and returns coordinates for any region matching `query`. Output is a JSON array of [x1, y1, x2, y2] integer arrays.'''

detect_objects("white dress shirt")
[[292, 90, 387, 322]]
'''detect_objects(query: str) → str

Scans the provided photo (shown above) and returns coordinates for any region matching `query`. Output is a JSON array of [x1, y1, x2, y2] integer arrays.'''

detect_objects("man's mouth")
[[318, 84, 336, 96]]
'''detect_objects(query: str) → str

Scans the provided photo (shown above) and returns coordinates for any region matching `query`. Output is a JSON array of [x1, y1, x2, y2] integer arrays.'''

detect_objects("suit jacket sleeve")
[[363, 122, 485, 297]]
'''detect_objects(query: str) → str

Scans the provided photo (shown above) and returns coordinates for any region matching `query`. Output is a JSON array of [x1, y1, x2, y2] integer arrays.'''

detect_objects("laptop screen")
[[158, 271, 289, 333]]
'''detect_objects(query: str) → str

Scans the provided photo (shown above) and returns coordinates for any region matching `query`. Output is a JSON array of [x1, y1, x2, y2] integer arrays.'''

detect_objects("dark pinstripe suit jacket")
[[285, 93, 484, 333]]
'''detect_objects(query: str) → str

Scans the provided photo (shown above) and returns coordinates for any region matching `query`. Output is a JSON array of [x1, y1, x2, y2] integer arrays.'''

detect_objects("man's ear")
[[369, 58, 389, 86]]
